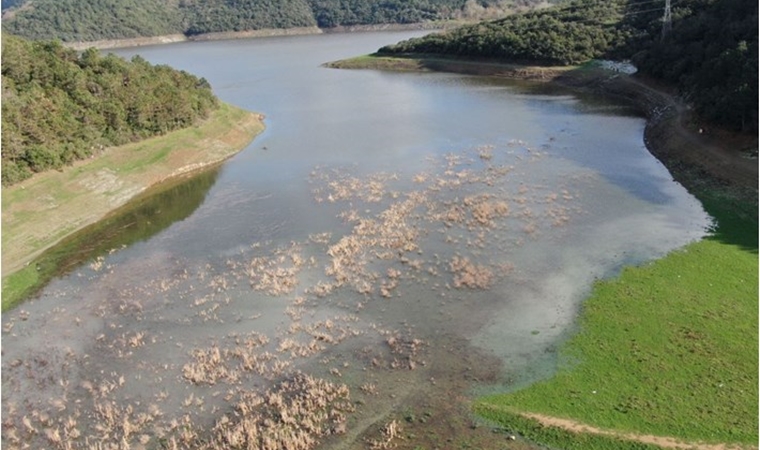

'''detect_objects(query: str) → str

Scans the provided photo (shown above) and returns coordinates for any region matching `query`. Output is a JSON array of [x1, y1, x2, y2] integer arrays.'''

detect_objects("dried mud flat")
[[2, 142, 588, 449]]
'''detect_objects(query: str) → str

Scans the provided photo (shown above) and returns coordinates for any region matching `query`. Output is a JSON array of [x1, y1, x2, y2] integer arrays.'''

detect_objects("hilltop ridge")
[[1, 0, 554, 43]]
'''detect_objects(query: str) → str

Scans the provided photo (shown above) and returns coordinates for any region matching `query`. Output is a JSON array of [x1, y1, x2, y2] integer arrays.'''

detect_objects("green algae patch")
[[325, 54, 429, 71], [476, 237, 758, 446], [325, 54, 575, 81]]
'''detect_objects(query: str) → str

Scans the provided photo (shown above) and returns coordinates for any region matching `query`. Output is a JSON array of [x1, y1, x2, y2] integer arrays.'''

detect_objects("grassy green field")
[[475, 210, 758, 448], [1, 265, 40, 312]]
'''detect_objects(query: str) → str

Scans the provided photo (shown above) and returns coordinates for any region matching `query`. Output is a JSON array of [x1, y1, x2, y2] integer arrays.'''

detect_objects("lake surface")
[[1, 31, 711, 449]]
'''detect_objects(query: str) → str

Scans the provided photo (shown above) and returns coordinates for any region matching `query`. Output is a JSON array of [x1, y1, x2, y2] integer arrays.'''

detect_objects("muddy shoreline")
[[63, 23, 444, 51], [554, 70, 758, 206], [331, 54, 758, 209]]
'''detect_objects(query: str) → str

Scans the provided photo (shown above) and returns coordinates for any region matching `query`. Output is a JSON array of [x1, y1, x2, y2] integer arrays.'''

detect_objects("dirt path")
[[522, 412, 757, 450]]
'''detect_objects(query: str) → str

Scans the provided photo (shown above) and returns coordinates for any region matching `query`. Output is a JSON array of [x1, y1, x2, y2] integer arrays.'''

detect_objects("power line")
[[412, 1, 677, 41], [661, 0, 672, 40], [486, 5, 672, 31], [514, 1, 674, 25]]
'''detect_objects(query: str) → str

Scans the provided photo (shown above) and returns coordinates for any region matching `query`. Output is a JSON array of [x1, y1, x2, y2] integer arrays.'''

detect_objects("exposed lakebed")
[[1, 31, 712, 449]]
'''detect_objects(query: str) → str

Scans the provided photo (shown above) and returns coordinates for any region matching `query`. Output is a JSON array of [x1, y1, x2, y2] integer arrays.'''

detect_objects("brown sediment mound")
[[218, 243, 312, 298], [386, 334, 426, 371], [449, 255, 493, 289], [309, 146, 574, 298], [207, 373, 352, 450], [465, 194, 510, 227], [366, 419, 402, 449], [183, 333, 283, 385], [311, 170, 394, 204]]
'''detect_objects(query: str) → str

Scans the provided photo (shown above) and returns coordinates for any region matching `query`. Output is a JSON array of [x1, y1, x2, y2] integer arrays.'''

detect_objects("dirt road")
[[522, 412, 757, 450]]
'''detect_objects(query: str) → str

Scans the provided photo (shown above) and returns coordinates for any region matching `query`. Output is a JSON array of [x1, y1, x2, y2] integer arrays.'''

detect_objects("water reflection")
[[21, 168, 221, 300]]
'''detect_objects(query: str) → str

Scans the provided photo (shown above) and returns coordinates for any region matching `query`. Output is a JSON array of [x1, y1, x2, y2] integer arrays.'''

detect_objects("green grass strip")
[[476, 238, 758, 446], [1, 265, 41, 312]]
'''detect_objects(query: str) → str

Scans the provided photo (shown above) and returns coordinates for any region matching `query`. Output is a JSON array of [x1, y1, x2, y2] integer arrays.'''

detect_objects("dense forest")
[[0, 0, 551, 41], [1, 35, 219, 185], [379, 0, 758, 131]]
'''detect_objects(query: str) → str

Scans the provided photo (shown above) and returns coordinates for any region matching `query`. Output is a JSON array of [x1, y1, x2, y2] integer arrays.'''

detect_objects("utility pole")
[[661, 0, 672, 41]]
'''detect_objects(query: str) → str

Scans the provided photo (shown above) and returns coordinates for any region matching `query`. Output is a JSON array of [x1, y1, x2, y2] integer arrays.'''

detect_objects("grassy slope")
[[476, 233, 758, 446], [2, 102, 264, 311]]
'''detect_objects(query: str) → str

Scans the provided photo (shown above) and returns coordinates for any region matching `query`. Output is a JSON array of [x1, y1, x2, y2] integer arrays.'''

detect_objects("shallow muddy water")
[[1, 31, 712, 449]]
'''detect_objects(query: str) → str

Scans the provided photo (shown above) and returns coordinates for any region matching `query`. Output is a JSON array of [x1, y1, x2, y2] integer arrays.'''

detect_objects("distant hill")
[[378, 0, 758, 131], [1, 35, 219, 185], [1, 0, 556, 42]]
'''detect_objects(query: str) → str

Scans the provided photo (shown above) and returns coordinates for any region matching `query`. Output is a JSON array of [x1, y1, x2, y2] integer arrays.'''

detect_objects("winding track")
[[521, 412, 757, 450]]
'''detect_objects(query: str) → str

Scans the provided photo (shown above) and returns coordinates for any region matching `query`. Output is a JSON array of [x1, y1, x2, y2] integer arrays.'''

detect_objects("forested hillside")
[[1, 35, 219, 185], [632, 0, 757, 131], [379, 0, 633, 64], [1, 0, 185, 42], [1, 0, 552, 42], [378, 0, 758, 131], [183, 0, 316, 36]]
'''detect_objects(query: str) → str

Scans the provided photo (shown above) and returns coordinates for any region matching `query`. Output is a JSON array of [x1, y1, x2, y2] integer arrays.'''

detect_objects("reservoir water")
[[1, 31, 711, 449]]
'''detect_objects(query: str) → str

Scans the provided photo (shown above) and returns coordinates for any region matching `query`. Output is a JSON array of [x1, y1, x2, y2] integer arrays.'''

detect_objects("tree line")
[[1, 35, 219, 185], [1, 0, 549, 42], [378, 0, 758, 131]]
